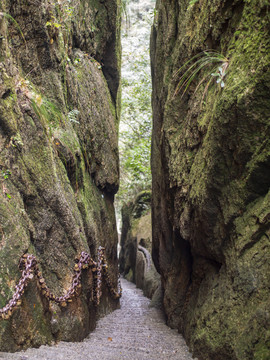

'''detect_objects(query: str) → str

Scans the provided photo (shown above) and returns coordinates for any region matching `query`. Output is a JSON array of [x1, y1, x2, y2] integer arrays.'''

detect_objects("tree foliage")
[[116, 1, 153, 210]]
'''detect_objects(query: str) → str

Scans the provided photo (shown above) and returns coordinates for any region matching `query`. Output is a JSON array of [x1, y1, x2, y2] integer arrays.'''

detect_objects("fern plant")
[[174, 50, 229, 101]]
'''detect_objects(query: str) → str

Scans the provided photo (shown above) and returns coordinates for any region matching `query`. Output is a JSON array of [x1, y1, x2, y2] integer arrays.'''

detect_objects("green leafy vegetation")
[[46, 0, 79, 31], [1, 170, 11, 180], [15, 77, 63, 131], [118, 74, 152, 206], [189, 0, 199, 6], [46, 20, 62, 29], [45, 0, 80, 64], [116, 2, 153, 210], [10, 134, 24, 148], [31, 96, 63, 129], [1, 169, 12, 199]]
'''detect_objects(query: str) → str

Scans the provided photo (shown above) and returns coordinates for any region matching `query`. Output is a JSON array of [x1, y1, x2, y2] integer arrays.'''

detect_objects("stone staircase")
[[0, 279, 193, 360]]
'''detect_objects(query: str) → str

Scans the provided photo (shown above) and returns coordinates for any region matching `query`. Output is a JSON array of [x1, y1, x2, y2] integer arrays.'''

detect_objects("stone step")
[[0, 279, 193, 360]]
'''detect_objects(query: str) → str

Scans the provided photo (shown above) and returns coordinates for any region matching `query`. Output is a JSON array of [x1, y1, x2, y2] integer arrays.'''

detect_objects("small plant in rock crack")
[[1, 169, 11, 180], [67, 109, 80, 124], [1, 169, 12, 199], [11, 135, 24, 149], [46, 17, 62, 29], [174, 50, 229, 102]]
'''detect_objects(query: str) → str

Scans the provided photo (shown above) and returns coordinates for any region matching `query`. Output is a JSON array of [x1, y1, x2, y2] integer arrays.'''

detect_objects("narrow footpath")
[[0, 279, 194, 360]]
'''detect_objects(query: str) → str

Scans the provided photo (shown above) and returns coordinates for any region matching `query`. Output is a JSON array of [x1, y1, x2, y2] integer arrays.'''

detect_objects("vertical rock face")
[[151, 1, 270, 359], [119, 191, 160, 300], [0, 0, 121, 352]]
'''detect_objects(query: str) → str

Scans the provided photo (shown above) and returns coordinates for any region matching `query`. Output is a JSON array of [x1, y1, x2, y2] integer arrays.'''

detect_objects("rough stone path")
[[0, 279, 193, 360]]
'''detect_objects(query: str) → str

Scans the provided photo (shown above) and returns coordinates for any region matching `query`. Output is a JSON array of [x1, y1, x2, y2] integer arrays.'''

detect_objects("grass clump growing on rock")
[[0, 12, 26, 44], [31, 97, 63, 129], [174, 50, 229, 101]]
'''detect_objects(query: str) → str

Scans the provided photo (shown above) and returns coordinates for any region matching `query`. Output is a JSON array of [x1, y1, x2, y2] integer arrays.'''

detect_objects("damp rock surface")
[[0, 0, 121, 350], [0, 279, 193, 360], [151, 0, 270, 359]]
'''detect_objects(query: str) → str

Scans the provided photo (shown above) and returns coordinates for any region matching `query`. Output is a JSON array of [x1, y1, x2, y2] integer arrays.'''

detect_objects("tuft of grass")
[[31, 96, 63, 129], [174, 50, 229, 101], [0, 12, 26, 44], [189, 0, 199, 6]]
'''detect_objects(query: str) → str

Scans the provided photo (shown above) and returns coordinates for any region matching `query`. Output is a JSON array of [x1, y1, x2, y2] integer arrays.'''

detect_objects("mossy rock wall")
[[0, 0, 121, 352], [119, 191, 160, 300], [151, 1, 270, 359]]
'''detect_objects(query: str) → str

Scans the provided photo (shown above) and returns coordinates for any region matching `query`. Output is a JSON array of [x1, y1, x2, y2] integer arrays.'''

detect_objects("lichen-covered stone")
[[0, 0, 121, 352], [151, 0, 270, 359]]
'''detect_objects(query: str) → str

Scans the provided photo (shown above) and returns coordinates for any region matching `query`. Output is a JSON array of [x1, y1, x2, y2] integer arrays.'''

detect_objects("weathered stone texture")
[[151, 0, 270, 359], [119, 191, 161, 301], [0, 0, 121, 351]]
